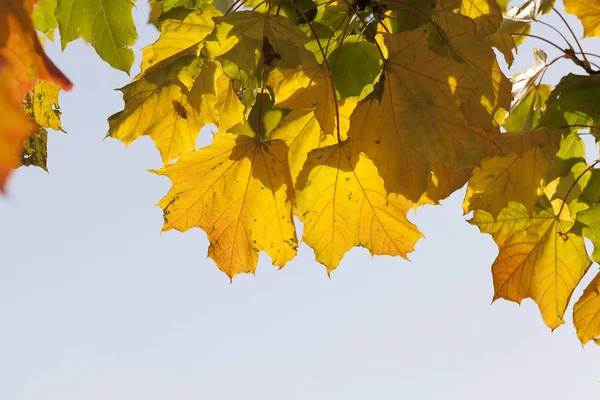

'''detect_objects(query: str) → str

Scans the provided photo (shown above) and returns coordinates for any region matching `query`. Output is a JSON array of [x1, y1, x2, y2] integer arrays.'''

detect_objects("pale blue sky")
[[1, 2, 600, 399]]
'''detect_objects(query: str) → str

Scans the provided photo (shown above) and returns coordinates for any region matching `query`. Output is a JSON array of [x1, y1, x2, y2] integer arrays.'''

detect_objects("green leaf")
[[503, 84, 551, 131], [543, 74, 600, 130], [546, 133, 587, 182], [327, 38, 381, 99], [33, 0, 58, 40], [578, 205, 600, 262], [55, 0, 138, 73]]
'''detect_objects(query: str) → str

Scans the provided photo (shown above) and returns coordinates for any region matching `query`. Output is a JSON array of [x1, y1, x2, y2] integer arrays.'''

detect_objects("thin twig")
[[559, 124, 600, 131], [510, 33, 566, 53], [294, 5, 343, 142], [553, 7, 590, 68], [533, 19, 574, 50]]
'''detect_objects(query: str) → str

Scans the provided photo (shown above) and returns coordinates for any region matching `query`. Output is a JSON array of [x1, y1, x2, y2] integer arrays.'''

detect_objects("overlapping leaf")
[[486, 0, 554, 66], [271, 97, 358, 183], [433, 11, 512, 127], [463, 128, 561, 217], [268, 54, 339, 136], [107, 5, 244, 165], [205, 11, 310, 88], [543, 74, 600, 130], [503, 51, 552, 132]]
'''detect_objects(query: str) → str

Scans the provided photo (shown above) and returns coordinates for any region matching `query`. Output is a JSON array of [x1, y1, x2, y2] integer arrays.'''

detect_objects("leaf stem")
[[537, 54, 568, 85], [324, 9, 352, 59], [294, 4, 342, 142], [330, 16, 354, 74], [511, 33, 600, 75], [256, 87, 266, 142], [552, 7, 590, 68], [533, 19, 575, 50], [510, 33, 566, 53], [559, 124, 600, 131], [226, 0, 242, 14]]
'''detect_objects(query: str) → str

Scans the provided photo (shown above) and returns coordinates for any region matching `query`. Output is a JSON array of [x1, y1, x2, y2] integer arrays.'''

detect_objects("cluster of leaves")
[[4, 0, 600, 346]]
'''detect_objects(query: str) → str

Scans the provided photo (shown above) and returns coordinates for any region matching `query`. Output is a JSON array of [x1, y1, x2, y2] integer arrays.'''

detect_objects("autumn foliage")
[[3, 0, 600, 346]]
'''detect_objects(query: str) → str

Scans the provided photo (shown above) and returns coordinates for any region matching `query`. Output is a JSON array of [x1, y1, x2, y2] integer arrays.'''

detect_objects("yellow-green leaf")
[[55, 0, 138, 72], [503, 84, 551, 131], [471, 201, 591, 329]]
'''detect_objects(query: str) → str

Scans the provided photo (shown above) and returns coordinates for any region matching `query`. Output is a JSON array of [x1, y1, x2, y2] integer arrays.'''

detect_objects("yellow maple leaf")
[[350, 31, 499, 201], [463, 128, 562, 217], [139, 6, 221, 76], [295, 141, 422, 273], [564, 0, 600, 37], [0, 0, 71, 190], [155, 132, 298, 279], [471, 200, 592, 329], [573, 273, 600, 346]]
